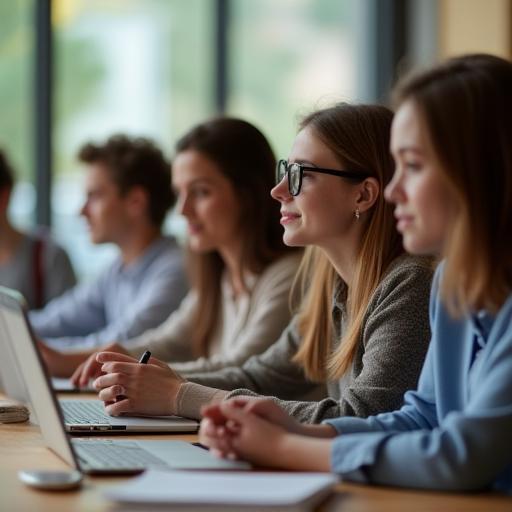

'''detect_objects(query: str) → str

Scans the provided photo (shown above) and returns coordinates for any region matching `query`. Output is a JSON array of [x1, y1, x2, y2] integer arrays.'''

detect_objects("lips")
[[394, 212, 414, 232], [187, 223, 203, 235], [280, 211, 301, 225]]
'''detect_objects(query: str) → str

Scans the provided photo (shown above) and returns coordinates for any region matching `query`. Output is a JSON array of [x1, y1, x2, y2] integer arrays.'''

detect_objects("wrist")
[[168, 378, 184, 414]]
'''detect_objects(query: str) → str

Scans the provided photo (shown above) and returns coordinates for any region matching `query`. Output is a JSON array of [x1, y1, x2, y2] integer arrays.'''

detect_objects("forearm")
[[174, 381, 230, 419], [275, 434, 333, 472], [298, 423, 337, 438]]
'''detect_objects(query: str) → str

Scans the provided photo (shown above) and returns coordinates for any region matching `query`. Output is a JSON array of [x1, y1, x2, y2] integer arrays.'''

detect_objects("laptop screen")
[[0, 289, 79, 469]]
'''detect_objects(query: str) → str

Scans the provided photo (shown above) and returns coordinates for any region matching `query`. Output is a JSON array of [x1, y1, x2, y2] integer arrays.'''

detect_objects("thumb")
[[219, 401, 251, 423]]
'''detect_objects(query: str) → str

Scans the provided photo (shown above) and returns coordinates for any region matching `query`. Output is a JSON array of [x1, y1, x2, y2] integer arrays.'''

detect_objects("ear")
[[125, 186, 149, 219], [355, 177, 380, 214]]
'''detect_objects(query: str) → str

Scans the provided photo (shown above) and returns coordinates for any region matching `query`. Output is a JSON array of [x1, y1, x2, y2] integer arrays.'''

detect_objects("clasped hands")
[[198, 397, 304, 468]]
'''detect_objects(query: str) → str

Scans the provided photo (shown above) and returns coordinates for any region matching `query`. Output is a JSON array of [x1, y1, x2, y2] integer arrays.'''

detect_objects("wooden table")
[[1, 396, 511, 511]]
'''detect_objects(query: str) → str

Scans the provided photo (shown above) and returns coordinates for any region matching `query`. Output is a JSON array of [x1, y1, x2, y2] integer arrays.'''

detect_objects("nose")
[[177, 193, 192, 218], [384, 168, 404, 205], [271, 177, 292, 203], [80, 200, 89, 218]]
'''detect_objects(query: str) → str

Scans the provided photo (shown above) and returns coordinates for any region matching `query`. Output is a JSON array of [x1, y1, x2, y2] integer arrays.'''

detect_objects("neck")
[[118, 226, 161, 266], [318, 229, 362, 290], [218, 241, 246, 298]]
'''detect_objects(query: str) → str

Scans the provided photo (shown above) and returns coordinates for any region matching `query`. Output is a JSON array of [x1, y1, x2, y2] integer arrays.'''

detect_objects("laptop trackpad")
[[136, 440, 251, 470]]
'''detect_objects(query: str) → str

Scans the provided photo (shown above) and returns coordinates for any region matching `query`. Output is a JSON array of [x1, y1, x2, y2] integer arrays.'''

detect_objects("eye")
[[405, 161, 423, 172], [191, 186, 211, 198]]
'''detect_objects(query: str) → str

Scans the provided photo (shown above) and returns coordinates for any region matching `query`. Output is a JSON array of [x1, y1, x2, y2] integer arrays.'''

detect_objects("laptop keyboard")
[[72, 440, 168, 470], [61, 400, 112, 424]]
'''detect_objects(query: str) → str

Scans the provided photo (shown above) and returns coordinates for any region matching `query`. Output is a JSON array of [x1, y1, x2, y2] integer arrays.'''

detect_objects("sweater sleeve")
[[225, 258, 433, 424], [174, 318, 324, 419], [172, 253, 300, 374]]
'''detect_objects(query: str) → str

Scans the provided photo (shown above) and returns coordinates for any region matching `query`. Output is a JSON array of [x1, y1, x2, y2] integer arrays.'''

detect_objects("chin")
[[283, 233, 305, 248], [188, 239, 214, 253], [402, 235, 434, 256]]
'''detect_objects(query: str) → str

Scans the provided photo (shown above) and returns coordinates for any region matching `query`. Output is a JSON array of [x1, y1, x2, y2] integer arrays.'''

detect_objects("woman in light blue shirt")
[[199, 54, 512, 493]]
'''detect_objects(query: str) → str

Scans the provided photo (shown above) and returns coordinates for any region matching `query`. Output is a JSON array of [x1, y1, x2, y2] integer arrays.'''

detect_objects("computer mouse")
[[18, 469, 83, 491]]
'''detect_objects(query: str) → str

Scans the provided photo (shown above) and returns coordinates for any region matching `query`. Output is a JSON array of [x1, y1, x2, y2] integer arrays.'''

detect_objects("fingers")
[[99, 360, 148, 376], [70, 362, 85, 387], [96, 351, 138, 364], [98, 385, 126, 402], [93, 372, 127, 391], [148, 357, 169, 369], [71, 354, 100, 388], [104, 397, 133, 416], [201, 404, 228, 425], [199, 418, 235, 457]]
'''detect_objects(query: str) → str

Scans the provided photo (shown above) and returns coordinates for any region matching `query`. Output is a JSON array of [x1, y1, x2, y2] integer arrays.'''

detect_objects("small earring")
[[354, 207, 360, 220]]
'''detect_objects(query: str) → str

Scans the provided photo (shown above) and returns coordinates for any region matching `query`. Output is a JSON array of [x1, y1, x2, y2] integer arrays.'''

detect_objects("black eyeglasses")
[[276, 159, 371, 196]]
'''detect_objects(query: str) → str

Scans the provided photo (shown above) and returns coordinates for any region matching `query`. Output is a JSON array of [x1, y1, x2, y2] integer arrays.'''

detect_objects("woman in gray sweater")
[[91, 103, 433, 423]]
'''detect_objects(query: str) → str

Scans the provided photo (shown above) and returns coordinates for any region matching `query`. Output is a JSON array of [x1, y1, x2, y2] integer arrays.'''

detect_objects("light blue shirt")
[[325, 265, 512, 493], [29, 236, 188, 350]]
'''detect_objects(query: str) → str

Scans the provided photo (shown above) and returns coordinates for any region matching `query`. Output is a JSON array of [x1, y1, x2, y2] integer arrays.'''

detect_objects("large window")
[[0, 0, 35, 230], [1, 0, 360, 280], [52, 0, 214, 277], [228, 0, 357, 157]]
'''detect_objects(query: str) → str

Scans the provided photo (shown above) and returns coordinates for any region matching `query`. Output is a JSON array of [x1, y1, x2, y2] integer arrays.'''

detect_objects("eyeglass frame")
[[276, 159, 372, 196]]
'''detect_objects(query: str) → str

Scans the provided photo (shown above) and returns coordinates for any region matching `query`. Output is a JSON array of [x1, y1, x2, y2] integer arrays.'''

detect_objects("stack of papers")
[[0, 399, 29, 423], [104, 469, 339, 511]]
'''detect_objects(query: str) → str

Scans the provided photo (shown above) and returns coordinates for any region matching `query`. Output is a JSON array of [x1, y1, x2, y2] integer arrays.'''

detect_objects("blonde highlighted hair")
[[292, 104, 403, 381], [393, 54, 512, 314]]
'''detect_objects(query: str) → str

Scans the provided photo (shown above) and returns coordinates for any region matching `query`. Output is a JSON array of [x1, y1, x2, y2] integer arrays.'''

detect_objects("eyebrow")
[[289, 159, 317, 167], [395, 146, 423, 155], [173, 177, 215, 188]]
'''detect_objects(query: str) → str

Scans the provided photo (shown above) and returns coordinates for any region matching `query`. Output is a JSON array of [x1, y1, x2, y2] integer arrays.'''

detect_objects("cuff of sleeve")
[[330, 431, 390, 482], [225, 388, 262, 400], [175, 381, 228, 420], [323, 416, 381, 435]]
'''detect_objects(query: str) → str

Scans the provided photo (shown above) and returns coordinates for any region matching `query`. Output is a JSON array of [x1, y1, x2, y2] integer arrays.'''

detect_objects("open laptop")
[[0, 287, 249, 474], [0, 287, 198, 433]]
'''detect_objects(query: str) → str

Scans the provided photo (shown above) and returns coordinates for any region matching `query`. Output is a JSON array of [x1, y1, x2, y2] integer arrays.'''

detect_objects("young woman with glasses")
[[200, 55, 512, 493], [88, 103, 433, 423], [40, 118, 301, 381]]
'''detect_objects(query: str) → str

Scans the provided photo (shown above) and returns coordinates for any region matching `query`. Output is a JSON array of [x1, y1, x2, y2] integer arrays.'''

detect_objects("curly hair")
[[78, 134, 174, 227]]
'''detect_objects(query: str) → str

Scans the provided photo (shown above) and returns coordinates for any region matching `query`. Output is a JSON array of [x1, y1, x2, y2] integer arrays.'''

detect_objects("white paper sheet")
[[104, 469, 339, 510]]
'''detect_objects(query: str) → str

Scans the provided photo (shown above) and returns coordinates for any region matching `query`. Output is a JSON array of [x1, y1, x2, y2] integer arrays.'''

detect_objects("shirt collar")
[[470, 309, 495, 349], [116, 236, 175, 279]]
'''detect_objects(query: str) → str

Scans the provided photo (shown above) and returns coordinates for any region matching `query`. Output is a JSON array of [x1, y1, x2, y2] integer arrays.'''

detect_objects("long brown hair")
[[393, 54, 512, 314], [291, 103, 403, 381], [175, 117, 293, 356]]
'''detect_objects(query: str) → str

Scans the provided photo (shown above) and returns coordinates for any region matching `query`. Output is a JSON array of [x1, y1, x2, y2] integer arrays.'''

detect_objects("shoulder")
[[376, 254, 434, 297], [260, 251, 303, 281], [144, 236, 185, 272], [365, 254, 435, 322], [28, 229, 71, 262]]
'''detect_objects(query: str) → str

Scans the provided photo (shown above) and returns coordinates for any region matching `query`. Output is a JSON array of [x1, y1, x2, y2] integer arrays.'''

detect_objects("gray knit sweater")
[[175, 255, 433, 423]]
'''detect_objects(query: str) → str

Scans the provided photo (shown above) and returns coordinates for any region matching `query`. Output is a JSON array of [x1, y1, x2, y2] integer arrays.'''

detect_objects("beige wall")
[[439, 0, 512, 59]]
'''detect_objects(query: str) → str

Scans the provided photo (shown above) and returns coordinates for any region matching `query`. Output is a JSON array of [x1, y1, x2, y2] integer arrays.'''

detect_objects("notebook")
[[0, 286, 198, 433], [0, 287, 249, 474], [105, 469, 339, 511]]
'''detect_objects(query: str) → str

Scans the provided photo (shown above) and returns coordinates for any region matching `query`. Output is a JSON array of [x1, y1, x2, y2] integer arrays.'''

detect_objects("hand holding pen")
[[115, 350, 152, 402]]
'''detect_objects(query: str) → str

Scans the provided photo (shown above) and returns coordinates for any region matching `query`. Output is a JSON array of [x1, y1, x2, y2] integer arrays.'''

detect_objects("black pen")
[[138, 350, 152, 364]]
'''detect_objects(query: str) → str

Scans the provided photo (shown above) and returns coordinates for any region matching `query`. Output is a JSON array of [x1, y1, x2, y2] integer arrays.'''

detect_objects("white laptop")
[[0, 287, 249, 474], [0, 287, 198, 433]]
